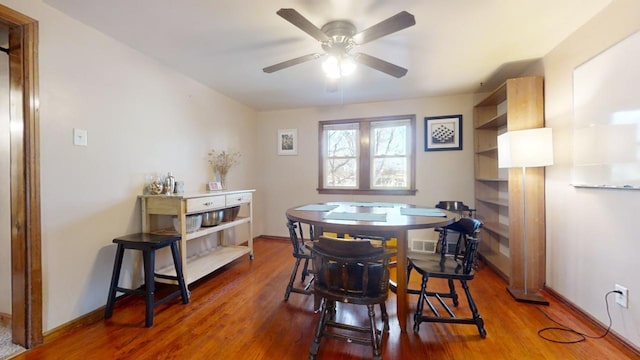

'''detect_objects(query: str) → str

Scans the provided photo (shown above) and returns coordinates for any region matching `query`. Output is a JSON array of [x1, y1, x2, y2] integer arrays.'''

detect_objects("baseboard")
[[257, 235, 288, 241], [477, 253, 509, 282], [0, 312, 10, 327], [42, 293, 134, 344], [544, 286, 640, 357]]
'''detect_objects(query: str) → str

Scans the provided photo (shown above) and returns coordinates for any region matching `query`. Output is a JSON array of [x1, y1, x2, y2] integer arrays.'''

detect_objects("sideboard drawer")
[[226, 192, 252, 206], [186, 195, 225, 213]]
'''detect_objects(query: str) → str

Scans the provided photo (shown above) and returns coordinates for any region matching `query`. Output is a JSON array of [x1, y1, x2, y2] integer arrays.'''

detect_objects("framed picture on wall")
[[424, 115, 462, 151], [277, 128, 298, 155]]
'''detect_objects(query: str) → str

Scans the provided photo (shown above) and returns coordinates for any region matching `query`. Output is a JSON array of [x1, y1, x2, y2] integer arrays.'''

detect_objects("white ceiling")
[[43, 0, 610, 111]]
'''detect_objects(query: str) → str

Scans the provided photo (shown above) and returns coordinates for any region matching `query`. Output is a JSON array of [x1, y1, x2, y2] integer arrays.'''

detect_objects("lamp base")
[[507, 287, 550, 305]]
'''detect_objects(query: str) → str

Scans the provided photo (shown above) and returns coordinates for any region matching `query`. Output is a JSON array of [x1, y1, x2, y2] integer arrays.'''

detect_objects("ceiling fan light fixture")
[[266, 9, 415, 79], [322, 55, 356, 79]]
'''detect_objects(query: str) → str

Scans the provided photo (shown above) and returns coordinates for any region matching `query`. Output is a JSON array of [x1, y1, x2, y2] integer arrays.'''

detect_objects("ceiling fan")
[[263, 8, 416, 78]]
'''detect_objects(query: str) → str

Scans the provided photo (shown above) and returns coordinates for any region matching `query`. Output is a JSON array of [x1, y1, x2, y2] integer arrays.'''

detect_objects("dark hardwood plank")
[[13, 238, 638, 359]]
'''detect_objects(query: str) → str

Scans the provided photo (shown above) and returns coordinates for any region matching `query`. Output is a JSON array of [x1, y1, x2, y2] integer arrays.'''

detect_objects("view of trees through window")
[[325, 125, 358, 187], [319, 115, 416, 195], [372, 121, 408, 188]]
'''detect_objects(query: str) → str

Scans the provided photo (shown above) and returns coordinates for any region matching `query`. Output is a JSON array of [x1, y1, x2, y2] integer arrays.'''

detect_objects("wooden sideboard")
[[139, 190, 254, 285]]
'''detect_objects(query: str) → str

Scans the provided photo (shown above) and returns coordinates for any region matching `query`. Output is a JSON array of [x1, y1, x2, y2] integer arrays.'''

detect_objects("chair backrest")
[[435, 201, 476, 217], [286, 219, 314, 255], [309, 236, 396, 303], [446, 217, 482, 235], [455, 218, 482, 274]]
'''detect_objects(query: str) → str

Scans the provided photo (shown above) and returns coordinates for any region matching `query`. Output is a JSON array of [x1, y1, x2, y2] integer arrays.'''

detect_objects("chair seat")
[[409, 254, 475, 280]]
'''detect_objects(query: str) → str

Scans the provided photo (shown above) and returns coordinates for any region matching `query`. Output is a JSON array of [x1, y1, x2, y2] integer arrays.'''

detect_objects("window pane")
[[372, 157, 407, 188], [327, 129, 357, 157], [324, 125, 358, 188], [371, 120, 410, 189], [325, 158, 357, 187], [372, 122, 407, 156]]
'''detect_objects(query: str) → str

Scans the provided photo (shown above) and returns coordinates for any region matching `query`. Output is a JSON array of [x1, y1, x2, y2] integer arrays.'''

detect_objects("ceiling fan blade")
[[263, 53, 324, 73], [354, 53, 408, 78], [277, 8, 331, 43], [352, 11, 416, 45]]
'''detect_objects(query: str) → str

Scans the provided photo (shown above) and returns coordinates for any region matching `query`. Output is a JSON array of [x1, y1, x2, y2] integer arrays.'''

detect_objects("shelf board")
[[476, 146, 498, 154], [476, 81, 506, 106], [151, 216, 251, 241], [476, 197, 509, 207], [475, 178, 507, 183], [156, 245, 251, 284], [482, 221, 509, 238], [475, 112, 507, 129]]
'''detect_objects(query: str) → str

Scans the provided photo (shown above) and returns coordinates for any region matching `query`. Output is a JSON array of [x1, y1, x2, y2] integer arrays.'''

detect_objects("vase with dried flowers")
[[208, 149, 241, 189]]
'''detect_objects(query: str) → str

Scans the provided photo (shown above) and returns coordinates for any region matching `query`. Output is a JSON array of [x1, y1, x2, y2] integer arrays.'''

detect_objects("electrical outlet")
[[73, 128, 88, 146], [615, 284, 628, 308]]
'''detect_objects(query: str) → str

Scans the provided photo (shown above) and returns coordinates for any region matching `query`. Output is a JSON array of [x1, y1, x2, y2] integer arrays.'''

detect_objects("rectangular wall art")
[[424, 115, 462, 151]]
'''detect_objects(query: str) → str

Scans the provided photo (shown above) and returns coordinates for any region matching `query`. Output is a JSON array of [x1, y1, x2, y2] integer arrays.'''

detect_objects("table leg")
[[396, 231, 408, 332]]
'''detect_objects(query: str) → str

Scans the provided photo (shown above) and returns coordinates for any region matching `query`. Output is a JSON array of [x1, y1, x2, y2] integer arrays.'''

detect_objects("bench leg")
[[105, 244, 125, 319], [143, 249, 155, 327], [170, 242, 190, 303]]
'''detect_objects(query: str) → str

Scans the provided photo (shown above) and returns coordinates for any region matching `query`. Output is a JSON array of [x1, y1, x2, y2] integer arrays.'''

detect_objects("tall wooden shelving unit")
[[473, 76, 546, 293]]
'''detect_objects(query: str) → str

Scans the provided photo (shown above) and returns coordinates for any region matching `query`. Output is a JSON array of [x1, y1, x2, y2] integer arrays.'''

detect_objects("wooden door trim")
[[0, 4, 42, 348]]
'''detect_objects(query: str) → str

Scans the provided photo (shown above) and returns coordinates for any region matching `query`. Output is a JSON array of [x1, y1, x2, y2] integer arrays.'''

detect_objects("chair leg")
[[461, 280, 487, 338], [448, 279, 459, 306], [301, 258, 310, 282], [309, 299, 329, 359], [413, 274, 428, 332], [284, 258, 302, 301], [105, 244, 125, 319], [367, 304, 382, 360], [380, 302, 389, 332]]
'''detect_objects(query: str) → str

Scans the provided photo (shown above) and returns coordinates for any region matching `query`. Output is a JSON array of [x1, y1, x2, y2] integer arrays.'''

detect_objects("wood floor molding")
[[544, 285, 640, 357], [0, 313, 10, 327], [41, 307, 105, 345]]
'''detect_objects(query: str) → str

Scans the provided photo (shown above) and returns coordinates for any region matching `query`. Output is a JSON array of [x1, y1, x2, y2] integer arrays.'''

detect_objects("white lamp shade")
[[498, 128, 554, 168]]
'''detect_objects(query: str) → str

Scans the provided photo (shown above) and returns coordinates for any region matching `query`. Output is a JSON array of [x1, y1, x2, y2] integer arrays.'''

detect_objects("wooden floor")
[[13, 238, 638, 360]]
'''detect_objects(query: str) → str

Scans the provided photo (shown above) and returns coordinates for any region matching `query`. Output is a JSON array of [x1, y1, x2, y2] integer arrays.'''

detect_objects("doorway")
[[0, 4, 42, 348]]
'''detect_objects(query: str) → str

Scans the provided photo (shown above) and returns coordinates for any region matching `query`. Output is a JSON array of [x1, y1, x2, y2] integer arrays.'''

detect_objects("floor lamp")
[[498, 128, 553, 305]]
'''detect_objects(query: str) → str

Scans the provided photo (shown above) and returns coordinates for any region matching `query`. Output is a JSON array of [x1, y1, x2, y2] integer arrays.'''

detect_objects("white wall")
[[543, 0, 640, 347], [0, 0, 259, 332], [255, 94, 476, 242]]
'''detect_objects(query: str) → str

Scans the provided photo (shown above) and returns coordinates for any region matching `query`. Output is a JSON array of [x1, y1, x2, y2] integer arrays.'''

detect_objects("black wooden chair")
[[408, 218, 486, 337], [284, 219, 315, 301], [308, 236, 396, 360]]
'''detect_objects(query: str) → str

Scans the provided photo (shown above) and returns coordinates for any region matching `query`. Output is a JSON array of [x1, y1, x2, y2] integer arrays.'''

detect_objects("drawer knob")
[[203, 202, 213, 206]]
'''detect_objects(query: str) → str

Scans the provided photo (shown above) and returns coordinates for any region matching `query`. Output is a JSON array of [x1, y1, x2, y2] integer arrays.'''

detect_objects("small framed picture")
[[277, 128, 298, 155], [207, 181, 222, 191], [424, 115, 463, 151]]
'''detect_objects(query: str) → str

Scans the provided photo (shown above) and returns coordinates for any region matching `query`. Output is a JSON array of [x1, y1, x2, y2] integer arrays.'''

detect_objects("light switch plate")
[[73, 128, 88, 146]]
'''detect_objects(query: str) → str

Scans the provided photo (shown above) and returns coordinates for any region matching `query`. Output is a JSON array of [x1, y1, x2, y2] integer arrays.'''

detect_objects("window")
[[318, 115, 416, 195]]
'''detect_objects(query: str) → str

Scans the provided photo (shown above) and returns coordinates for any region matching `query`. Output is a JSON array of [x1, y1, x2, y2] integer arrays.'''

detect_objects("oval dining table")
[[286, 201, 456, 332]]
